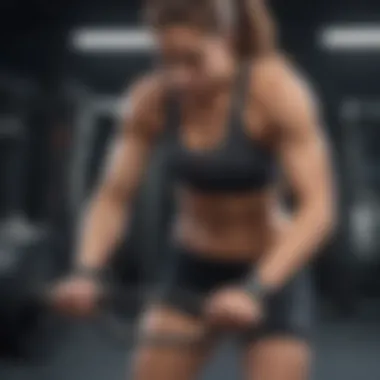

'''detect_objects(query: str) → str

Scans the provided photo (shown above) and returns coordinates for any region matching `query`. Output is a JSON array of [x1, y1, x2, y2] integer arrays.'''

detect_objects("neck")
[[185, 64, 238, 107]]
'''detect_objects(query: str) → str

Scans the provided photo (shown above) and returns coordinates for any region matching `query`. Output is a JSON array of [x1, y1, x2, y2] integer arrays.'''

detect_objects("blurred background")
[[1, 0, 380, 379]]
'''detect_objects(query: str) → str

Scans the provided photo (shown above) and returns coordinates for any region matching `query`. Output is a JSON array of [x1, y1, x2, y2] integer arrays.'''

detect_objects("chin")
[[184, 79, 204, 94]]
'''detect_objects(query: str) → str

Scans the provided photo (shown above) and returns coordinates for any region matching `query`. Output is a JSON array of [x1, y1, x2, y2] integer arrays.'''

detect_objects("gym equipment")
[[0, 235, 64, 362], [0, 237, 214, 361]]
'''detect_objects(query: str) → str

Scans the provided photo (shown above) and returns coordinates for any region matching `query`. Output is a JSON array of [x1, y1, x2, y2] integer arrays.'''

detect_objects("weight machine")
[[340, 98, 380, 295]]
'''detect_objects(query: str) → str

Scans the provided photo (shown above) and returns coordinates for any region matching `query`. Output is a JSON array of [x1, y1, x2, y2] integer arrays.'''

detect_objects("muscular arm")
[[75, 76, 164, 270], [255, 58, 336, 291]]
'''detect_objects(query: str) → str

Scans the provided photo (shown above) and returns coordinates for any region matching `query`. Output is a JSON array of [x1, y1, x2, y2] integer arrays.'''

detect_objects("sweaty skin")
[[76, 54, 335, 292]]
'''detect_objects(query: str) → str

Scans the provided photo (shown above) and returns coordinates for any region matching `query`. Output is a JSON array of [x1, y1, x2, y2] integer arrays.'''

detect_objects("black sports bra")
[[165, 62, 277, 193]]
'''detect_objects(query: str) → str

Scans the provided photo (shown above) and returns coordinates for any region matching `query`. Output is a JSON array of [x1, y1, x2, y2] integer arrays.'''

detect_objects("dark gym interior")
[[1, 0, 380, 379]]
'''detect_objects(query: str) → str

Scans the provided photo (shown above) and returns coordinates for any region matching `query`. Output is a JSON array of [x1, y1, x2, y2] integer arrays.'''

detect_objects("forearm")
[[75, 192, 131, 270], [256, 205, 335, 291]]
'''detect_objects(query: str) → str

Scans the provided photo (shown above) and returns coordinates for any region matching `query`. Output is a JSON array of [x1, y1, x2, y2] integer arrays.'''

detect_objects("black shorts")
[[156, 247, 315, 343]]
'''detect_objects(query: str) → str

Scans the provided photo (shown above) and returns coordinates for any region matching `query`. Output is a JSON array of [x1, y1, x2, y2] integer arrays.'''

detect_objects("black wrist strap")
[[242, 275, 271, 303], [73, 265, 103, 281]]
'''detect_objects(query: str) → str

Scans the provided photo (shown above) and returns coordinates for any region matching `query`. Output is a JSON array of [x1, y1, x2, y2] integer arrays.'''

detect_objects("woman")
[[53, 0, 336, 379]]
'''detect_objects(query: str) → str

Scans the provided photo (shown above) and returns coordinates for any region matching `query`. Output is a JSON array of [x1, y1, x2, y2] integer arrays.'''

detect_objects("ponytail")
[[145, 0, 275, 58], [233, 0, 275, 58]]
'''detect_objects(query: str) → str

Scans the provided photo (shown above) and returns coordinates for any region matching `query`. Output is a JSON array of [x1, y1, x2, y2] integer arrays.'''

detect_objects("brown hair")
[[145, 0, 275, 58]]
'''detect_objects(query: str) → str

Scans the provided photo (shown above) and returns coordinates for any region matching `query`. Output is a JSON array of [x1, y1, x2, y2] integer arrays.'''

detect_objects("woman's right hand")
[[48, 275, 103, 318]]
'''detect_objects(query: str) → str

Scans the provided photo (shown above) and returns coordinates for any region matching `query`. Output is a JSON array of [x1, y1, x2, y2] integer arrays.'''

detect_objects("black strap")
[[164, 86, 181, 140], [242, 275, 271, 304], [72, 265, 104, 281], [163, 61, 251, 139], [227, 60, 252, 136]]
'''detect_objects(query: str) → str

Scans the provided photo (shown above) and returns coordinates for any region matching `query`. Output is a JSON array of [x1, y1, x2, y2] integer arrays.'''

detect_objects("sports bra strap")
[[228, 59, 252, 135], [164, 60, 252, 138], [164, 86, 181, 139]]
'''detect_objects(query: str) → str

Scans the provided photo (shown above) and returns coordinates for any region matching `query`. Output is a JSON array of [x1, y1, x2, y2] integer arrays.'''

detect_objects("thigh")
[[243, 269, 315, 380], [130, 305, 214, 380], [249, 269, 315, 343], [244, 337, 312, 380]]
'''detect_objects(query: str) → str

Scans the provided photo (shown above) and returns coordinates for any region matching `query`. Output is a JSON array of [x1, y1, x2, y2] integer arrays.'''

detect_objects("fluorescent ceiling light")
[[71, 28, 155, 52], [319, 25, 380, 51]]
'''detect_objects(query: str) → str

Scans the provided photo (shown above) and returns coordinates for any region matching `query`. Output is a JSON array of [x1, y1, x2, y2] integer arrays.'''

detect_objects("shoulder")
[[249, 54, 321, 131], [118, 71, 167, 136], [250, 53, 319, 113]]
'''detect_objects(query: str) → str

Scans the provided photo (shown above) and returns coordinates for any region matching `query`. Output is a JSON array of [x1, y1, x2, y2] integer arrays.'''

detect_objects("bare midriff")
[[172, 186, 287, 262]]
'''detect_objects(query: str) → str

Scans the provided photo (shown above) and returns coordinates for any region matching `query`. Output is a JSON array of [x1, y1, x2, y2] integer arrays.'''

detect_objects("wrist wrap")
[[242, 275, 271, 303], [73, 265, 103, 281]]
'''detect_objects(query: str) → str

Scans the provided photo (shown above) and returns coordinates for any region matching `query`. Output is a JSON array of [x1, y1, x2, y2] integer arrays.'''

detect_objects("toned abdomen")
[[172, 187, 285, 261]]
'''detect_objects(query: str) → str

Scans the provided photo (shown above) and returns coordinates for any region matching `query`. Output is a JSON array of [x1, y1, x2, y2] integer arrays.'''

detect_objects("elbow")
[[299, 196, 337, 242], [321, 209, 337, 238], [313, 202, 337, 241], [96, 183, 131, 211]]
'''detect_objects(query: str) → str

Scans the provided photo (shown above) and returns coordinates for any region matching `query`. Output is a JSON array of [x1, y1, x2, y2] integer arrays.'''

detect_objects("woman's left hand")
[[204, 287, 264, 329]]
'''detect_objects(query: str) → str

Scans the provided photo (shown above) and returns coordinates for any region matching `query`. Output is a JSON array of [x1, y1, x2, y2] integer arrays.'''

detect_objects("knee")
[[130, 306, 206, 380], [138, 306, 204, 340], [245, 337, 312, 380], [131, 347, 163, 380]]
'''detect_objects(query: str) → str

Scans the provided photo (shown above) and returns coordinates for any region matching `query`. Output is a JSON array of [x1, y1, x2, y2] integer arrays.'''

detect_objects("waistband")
[[170, 243, 255, 266], [166, 244, 254, 284]]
